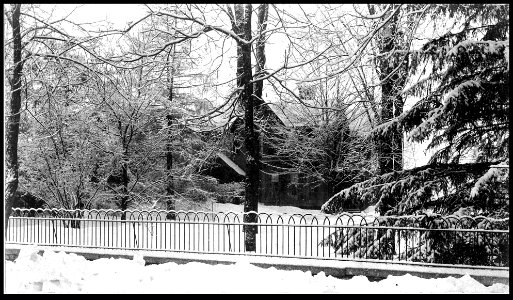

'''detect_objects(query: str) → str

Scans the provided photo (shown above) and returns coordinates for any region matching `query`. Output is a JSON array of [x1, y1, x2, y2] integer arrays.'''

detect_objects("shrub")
[[213, 182, 245, 204]]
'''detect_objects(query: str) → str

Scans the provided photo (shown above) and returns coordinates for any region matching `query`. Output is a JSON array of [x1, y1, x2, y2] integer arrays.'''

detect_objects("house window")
[[271, 173, 279, 183]]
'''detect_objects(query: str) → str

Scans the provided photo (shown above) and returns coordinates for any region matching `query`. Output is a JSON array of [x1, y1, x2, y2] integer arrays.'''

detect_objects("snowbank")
[[5, 246, 508, 294], [213, 202, 328, 216], [214, 202, 379, 217]]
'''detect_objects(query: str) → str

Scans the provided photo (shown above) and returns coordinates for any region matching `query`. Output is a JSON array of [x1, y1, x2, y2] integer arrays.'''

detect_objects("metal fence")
[[6, 208, 509, 267]]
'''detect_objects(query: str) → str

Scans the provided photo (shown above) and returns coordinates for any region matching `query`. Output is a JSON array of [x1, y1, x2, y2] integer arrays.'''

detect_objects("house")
[[202, 100, 361, 210]]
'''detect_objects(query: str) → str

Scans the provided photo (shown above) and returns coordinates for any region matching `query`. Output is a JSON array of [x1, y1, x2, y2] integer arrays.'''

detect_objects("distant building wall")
[[259, 172, 357, 210], [215, 115, 362, 210]]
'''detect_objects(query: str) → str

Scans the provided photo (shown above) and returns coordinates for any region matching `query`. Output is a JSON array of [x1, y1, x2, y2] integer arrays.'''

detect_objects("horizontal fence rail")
[[6, 208, 509, 267]]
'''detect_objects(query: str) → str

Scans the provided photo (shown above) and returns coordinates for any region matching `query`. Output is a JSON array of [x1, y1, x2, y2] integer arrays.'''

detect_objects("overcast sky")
[[58, 4, 147, 27]]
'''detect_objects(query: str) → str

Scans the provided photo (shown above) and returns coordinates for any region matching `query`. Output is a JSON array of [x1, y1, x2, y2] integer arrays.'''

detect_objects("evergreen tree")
[[322, 4, 509, 217]]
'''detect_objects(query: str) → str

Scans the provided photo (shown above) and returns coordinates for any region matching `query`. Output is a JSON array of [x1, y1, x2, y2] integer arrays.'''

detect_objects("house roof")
[[217, 152, 246, 176]]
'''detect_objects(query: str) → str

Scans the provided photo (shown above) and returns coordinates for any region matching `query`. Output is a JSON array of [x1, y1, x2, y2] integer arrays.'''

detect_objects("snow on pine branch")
[[442, 79, 482, 104], [322, 161, 500, 215], [470, 159, 509, 199], [446, 39, 509, 58], [408, 106, 442, 141], [372, 98, 440, 144], [371, 80, 479, 141], [408, 79, 483, 142], [371, 115, 403, 137], [369, 45, 498, 141]]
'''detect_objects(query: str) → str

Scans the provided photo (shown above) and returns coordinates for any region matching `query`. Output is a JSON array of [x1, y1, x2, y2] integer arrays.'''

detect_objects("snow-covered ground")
[[214, 202, 378, 217], [4, 246, 509, 293], [213, 202, 333, 216]]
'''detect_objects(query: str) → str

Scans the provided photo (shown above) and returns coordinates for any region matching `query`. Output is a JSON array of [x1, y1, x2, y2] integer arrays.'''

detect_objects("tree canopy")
[[322, 4, 509, 218]]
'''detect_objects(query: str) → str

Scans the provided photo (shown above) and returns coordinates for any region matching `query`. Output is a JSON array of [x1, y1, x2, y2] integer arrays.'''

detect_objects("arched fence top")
[[9, 207, 509, 229]]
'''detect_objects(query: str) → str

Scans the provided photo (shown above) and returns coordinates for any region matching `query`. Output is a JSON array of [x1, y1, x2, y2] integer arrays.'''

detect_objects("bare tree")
[[4, 3, 123, 231]]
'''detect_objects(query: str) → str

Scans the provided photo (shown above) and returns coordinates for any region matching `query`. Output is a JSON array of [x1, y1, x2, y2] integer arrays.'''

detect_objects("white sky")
[[59, 4, 148, 28]]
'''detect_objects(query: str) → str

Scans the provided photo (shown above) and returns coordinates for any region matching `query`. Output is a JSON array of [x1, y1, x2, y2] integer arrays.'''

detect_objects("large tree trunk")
[[5, 4, 23, 236], [166, 42, 176, 220], [378, 86, 395, 175], [120, 152, 129, 220], [69, 188, 84, 229], [242, 39, 260, 252], [165, 114, 176, 220], [231, 4, 260, 251], [372, 4, 408, 212]]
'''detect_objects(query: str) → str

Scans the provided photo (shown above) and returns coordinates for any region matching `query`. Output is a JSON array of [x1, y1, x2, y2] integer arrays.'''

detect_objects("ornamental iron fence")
[[6, 208, 509, 267]]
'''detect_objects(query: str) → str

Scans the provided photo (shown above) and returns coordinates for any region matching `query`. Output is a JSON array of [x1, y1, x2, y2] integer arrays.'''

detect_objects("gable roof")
[[217, 152, 246, 176], [255, 101, 286, 126]]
